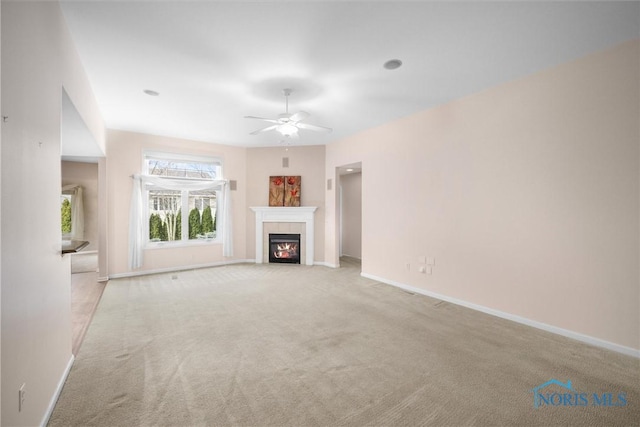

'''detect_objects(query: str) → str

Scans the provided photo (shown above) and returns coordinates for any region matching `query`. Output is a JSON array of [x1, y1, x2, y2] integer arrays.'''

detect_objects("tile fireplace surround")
[[250, 206, 317, 266]]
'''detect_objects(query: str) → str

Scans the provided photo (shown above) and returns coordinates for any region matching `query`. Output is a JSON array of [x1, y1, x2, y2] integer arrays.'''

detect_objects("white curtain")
[[128, 175, 232, 269], [62, 184, 84, 240]]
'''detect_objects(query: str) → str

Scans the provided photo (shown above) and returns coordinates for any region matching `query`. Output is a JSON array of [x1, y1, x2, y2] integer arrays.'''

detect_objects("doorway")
[[61, 89, 107, 355], [62, 160, 105, 354], [338, 163, 362, 269]]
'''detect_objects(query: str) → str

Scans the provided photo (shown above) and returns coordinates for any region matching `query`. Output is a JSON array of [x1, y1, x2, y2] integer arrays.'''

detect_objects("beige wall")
[[1, 2, 104, 425], [98, 158, 108, 281], [340, 172, 362, 259], [62, 161, 99, 251], [1, 0, 3, 418], [245, 145, 325, 263], [106, 130, 248, 276], [326, 40, 640, 352]]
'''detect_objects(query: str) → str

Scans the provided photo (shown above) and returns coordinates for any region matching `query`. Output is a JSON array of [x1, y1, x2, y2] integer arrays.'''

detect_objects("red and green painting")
[[269, 176, 301, 207]]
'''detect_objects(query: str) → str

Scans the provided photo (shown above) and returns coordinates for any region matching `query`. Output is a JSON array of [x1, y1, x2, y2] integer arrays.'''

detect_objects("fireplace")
[[269, 234, 301, 264], [251, 206, 317, 265]]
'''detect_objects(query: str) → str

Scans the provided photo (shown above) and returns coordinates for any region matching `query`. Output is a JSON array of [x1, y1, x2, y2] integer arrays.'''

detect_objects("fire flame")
[[274, 242, 298, 259]]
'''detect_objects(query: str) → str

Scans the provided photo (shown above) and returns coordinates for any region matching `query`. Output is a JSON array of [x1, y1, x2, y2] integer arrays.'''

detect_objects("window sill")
[[145, 239, 220, 250]]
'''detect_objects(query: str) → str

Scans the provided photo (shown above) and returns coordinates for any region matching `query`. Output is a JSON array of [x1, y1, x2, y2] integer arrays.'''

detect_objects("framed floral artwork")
[[269, 176, 285, 206], [269, 176, 301, 206], [284, 175, 301, 207]]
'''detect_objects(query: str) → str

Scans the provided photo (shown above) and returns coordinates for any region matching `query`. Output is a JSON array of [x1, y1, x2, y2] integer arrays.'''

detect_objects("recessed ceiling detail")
[[383, 59, 403, 70]]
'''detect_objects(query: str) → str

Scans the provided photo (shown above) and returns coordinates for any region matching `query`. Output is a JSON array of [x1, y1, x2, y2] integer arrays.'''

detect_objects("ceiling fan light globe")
[[278, 123, 298, 137]]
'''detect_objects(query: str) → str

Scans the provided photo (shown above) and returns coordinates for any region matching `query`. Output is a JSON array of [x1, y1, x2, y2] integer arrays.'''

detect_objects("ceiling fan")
[[245, 88, 332, 138]]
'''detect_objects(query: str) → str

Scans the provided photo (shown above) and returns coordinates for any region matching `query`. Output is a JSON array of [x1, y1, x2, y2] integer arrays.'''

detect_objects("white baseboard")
[[361, 272, 640, 359], [41, 354, 75, 427], [314, 261, 338, 268], [108, 259, 255, 279]]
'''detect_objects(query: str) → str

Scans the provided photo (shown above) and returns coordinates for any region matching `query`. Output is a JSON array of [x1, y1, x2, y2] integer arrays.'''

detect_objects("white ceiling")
[[59, 1, 639, 148], [61, 89, 104, 162]]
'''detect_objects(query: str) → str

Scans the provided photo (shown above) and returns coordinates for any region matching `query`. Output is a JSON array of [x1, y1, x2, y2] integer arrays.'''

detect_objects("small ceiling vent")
[[383, 59, 403, 70]]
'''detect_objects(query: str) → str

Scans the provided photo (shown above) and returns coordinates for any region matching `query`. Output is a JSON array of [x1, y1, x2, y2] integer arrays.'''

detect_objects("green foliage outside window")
[[159, 219, 168, 241], [188, 208, 202, 239], [61, 198, 72, 233], [201, 206, 214, 234], [149, 213, 164, 241], [175, 210, 182, 240], [150, 211, 183, 242]]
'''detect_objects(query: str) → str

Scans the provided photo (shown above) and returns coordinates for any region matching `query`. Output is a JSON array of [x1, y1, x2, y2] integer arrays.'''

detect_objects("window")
[[61, 194, 72, 236], [144, 152, 222, 245], [61, 184, 84, 240], [145, 157, 218, 180]]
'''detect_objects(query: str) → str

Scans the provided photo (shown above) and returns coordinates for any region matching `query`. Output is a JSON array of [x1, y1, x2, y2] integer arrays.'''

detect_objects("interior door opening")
[[338, 163, 362, 270]]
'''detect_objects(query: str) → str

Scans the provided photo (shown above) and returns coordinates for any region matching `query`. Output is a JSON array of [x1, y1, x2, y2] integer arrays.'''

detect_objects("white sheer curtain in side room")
[[128, 175, 232, 269]]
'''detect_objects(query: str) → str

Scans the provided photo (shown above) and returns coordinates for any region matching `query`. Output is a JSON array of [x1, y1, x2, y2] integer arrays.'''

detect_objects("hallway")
[[70, 253, 106, 355]]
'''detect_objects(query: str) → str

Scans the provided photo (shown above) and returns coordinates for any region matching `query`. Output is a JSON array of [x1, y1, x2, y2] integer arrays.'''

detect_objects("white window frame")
[[143, 151, 223, 248]]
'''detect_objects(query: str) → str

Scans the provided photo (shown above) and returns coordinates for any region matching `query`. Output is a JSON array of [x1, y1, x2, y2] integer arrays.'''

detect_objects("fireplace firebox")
[[269, 233, 301, 264]]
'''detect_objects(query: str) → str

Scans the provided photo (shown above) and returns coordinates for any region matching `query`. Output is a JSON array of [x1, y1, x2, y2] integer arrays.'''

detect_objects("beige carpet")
[[70, 270, 107, 355], [49, 261, 639, 426]]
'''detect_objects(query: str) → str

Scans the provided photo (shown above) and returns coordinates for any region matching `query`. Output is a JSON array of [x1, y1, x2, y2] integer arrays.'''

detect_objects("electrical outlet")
[[419, 266, 432, 275], [19, 383, 26, 412], [405, 262, 411, 271], [426, 257, 435, 266]]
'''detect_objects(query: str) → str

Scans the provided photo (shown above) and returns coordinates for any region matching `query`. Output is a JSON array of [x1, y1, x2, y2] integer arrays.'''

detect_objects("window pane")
[[148, 190, 181, 242], [146, 159, 218, 179], [188, 190, 217, 240]]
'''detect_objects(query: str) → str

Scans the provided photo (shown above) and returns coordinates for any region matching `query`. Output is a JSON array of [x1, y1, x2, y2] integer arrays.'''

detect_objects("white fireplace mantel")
[[251, 206, 317, 265]]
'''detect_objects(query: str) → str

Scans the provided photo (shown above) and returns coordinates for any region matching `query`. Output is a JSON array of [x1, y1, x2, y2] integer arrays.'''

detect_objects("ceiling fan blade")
[[244, 116, 280, 124], [297, 122, 333, 133], [289, 111, 310, 122], [250, 125, 279, 135]]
